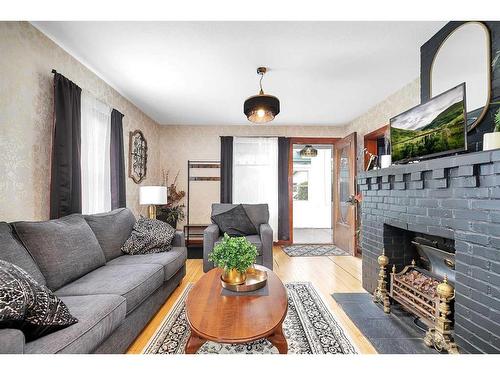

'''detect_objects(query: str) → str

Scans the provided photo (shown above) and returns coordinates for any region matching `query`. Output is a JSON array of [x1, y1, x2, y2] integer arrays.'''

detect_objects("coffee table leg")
[[268, 324, 288, 354], [185, 331, 206, 354]]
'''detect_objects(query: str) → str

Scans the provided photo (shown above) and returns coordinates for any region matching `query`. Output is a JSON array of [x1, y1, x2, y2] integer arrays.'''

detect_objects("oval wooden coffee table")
[[185, 265, 288, 354]]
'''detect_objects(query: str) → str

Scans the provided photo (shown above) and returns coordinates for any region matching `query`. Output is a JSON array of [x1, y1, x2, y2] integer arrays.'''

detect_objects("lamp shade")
[[300, 145, 318, 158], [244, 94, 280, 124], [139, 186, 167, 205]]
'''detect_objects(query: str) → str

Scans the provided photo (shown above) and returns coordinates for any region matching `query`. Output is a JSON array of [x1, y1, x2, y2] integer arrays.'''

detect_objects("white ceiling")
[[32, 21, 446, 126]]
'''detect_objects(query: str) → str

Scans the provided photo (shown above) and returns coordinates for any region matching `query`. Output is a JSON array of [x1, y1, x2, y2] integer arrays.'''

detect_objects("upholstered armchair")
[[203, 203, 273, 273]]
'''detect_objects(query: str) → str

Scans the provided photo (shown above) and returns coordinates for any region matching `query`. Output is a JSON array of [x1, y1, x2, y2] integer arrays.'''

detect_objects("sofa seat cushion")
[[215, 235, 262, 256], [55, 264, 163, 314], [108, 247, 187, 281], [84, 208, 136, 262], [25, 294, 126, 354], [13, 215, 106, 290]]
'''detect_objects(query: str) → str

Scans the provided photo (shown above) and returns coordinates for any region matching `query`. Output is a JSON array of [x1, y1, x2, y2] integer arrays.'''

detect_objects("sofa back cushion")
[[84, 208, 136, 261], [211, 204, 269, 232], [13, 215, 106, 290], [0, 222, 46, 286]]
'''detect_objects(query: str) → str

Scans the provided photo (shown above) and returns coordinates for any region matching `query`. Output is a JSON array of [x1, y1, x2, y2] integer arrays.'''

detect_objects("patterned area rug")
[[142, 282, 357, 354], [283, 244, 348, 257]]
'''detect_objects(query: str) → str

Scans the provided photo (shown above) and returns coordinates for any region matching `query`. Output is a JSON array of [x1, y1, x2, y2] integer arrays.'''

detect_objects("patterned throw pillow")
[[121, 216, 176, 255], [0, 260, 78, 341]]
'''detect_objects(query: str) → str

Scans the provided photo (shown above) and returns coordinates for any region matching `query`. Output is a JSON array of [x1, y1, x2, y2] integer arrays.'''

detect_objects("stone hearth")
[[358, 150, 500, 354]]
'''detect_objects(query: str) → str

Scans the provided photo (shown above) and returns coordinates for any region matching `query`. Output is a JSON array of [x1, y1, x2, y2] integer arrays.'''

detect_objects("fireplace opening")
[[379, 224, 458, 353]]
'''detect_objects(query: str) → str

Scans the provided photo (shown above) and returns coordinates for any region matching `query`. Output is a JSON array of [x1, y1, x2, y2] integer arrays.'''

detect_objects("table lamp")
[[139, 186, 167, 219]]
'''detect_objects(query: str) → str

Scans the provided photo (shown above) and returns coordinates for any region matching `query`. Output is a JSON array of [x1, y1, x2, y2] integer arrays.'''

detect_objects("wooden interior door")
[[333, 132, 357, 256]]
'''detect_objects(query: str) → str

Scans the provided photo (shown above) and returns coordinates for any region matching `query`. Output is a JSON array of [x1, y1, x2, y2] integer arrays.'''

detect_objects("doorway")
[[287, 135, 358, 256], [290, 140, 335, 245]]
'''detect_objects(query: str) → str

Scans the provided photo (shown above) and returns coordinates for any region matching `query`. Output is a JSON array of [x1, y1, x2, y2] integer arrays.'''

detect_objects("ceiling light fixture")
[[300, 145, 318, 158], [244, 67, 280, 124]]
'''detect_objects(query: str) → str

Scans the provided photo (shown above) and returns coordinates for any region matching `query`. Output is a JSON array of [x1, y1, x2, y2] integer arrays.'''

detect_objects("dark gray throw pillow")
[[121, 217, 176, 255], [211, 204, 258, 236], [0, 260, 78, 341]]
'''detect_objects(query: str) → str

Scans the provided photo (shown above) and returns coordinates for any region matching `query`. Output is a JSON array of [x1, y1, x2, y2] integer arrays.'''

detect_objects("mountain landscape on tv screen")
[[391, 101, 465, 162]]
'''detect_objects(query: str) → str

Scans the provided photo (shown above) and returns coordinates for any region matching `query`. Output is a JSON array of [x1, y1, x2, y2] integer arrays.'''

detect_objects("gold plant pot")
[[221, 269, 247, 285]]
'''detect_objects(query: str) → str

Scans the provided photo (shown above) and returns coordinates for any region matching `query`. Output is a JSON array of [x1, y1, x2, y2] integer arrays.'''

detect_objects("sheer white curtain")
[[81, 91, 112, 214], [233, 137, 279, 241]]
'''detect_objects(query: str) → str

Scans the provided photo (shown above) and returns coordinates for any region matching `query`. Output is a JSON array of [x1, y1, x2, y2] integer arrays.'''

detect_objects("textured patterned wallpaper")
[[159, 125, 346, 227], [0, 22, 162, 222], [343, 79, 420, 172], [0, 21, 420, 224]]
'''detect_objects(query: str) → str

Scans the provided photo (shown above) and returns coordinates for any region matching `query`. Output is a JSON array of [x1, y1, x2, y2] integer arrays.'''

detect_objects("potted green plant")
[[483, 106, 500, 151], [208, 233, 258, 285]]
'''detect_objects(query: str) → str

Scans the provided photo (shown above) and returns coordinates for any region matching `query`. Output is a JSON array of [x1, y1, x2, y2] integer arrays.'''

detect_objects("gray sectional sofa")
[[0, 208, 187, 354]]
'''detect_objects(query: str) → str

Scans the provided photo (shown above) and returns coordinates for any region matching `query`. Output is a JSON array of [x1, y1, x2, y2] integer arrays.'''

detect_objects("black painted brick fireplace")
[[358, 150, 500, 354]]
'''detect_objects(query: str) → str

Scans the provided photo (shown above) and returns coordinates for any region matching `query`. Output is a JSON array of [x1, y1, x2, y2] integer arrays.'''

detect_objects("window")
[[232, 137, 279, 241], [80, 91, 112, 214], [293, 170, 309, 201]]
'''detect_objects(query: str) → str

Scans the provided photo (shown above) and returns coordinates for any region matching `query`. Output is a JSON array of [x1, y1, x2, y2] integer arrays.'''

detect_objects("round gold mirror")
[[430, 22, 491, 130]]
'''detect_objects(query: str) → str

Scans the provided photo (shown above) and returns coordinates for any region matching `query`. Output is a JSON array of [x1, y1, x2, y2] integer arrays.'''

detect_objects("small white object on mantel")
[[483, 132, 500, 151], [380, 154, 392, 169]]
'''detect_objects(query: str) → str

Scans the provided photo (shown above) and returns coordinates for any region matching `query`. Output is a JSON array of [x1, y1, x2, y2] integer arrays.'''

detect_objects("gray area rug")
[[142, 282, 357, 354], [283, 244, 348, 257]]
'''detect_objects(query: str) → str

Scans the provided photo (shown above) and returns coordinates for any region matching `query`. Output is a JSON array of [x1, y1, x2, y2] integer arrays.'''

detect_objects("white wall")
[[293, 148, 332, 228]]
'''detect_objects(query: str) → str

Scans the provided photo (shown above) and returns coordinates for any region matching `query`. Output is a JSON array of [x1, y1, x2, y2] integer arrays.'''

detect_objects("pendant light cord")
[[259, 73, 264, 95]]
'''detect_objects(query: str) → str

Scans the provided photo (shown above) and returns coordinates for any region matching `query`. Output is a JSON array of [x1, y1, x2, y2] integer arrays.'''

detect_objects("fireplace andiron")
[[423, 275, 459, 354], [389, 259, 459, 354], [373, 248, 390, 313]]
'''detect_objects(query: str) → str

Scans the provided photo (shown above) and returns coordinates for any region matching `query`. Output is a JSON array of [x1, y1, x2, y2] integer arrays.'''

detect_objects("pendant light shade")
[[244, 67, 280, 124], [300, 145, 318, 158]]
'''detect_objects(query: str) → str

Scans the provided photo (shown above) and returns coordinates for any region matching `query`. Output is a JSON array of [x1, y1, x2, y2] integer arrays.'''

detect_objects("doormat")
[[282, 244, 348, 257]]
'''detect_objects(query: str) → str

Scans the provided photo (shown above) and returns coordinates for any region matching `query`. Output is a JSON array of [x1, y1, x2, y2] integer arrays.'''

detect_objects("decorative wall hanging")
[[128, 130, 148, 184]]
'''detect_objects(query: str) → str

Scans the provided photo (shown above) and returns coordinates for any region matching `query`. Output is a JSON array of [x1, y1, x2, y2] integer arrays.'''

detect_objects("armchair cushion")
[[210, 204, 257, 236]]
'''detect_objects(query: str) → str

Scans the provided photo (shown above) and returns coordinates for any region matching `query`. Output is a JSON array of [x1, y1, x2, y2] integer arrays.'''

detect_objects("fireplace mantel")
[[358, 149, 500, 354], [359, 149, 500, 178]]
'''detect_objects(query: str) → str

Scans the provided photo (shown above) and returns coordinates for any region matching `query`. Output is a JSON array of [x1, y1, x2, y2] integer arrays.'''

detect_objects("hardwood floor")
[[126, 246, 377, 354]]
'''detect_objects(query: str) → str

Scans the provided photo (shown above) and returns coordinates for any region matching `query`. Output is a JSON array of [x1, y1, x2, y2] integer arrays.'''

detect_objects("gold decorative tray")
[[220, 267, 268, 292]]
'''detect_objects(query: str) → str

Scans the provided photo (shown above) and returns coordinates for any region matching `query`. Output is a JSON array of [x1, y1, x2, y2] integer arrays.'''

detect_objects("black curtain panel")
[[278, 137, 290, 242], [220, 136, 233, 203], [110, 109, 126, 209], [50, 71, 82, 219]]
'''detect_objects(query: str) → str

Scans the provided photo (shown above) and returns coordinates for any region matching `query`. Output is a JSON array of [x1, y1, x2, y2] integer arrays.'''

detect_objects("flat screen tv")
[[390, 83, 467, 164]]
